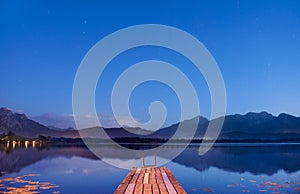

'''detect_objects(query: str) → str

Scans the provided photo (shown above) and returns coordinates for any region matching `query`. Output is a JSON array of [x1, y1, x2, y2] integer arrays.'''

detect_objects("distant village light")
[[25, 141, 29, 148]]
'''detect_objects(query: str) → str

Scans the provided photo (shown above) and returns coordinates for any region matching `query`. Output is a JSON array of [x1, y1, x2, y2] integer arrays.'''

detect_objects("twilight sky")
[[0, 1, 299, 127]]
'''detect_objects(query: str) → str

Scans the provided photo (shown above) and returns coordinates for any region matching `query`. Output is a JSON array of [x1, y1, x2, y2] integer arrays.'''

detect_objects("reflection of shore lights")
[[32, 141, 36, 148], [18, 141, 21, 147], [25, 140, 29, 148], [6, 141, 9, 148], [13, 140, 16, 149]]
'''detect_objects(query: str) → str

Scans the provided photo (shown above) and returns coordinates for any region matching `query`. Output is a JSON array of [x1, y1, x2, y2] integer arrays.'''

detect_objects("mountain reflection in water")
[[1, 144, 300, 193], [1, 144, 300, 176]]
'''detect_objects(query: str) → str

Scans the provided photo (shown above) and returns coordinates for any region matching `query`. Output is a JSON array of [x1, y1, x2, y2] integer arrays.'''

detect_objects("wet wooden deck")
[[114, 167, 186, 194]]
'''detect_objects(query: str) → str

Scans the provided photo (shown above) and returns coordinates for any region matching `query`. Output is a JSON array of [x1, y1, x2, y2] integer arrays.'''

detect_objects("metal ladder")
[[142, 152, 157, 167]]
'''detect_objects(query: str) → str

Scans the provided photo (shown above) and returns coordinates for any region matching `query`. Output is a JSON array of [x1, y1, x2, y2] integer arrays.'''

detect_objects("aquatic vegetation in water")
[[192, 187, 214, 193], [193, 173, 300, 193], [0, 174, 59, 194]]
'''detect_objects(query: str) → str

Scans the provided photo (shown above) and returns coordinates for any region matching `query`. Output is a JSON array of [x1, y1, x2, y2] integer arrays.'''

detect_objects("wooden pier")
[[114, 167, 186, 194]]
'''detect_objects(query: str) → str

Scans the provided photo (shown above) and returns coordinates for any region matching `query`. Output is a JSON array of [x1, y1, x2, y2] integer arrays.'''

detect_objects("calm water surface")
[[0, 144, 300, 193]]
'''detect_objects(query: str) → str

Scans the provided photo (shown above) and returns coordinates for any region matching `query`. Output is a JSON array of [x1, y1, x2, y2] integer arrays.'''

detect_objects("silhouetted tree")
[[7, 131, 15, 137]]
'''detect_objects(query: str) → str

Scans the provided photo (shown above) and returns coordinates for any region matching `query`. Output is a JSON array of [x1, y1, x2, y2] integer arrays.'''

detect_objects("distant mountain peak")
[[0, 108, 79, 138], [0, 107, 13, 115], [278, 113, 297, 119], [244, 111, 273, 118], [0, 107, 28, 120]]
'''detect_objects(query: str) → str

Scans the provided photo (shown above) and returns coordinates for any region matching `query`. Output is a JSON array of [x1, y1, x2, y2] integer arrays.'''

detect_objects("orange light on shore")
[[13, 140, 16, 149], [32, 141, 36, 148], [25, 141, 29, 148]]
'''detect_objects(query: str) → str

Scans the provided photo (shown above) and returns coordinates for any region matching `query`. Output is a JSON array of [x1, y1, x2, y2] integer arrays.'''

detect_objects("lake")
[[0, 143, 300, 193]]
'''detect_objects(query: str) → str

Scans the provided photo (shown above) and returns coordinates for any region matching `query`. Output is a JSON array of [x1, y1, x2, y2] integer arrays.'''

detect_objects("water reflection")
[[0, 140, 44, 155], [1, 143, 300, 176], [174, 144, 300, 175], [0, 144, 300, 193], [0, 145, 97, 175]]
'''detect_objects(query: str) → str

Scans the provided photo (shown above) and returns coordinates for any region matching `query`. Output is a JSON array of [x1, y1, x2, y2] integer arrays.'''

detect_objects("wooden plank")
[[155, 168, 160, 173], [143, 173, 149, 184], [128, 167, 137, 176], [130, 173, 139, 184], [137, 172, 144, 183], [149, 172, 156, 184], [125, 183, 135, 194], [114, 183, 128, 194], [152, 184, 160, 194], [115, 169, 136, 194], [136, 168, 141, 174], [143, 184, 152, 194], [155, 172, 164, 184], [165, 168, 186, 194], [158, 183, 168, 194], [160, 167, 166, 174], [125, 170, 140, 194], [133, 183, 143, 194], [162, 172, 177, 194]]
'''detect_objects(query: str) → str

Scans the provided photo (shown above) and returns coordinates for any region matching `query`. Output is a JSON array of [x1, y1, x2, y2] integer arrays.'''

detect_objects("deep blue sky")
[[0, 1, 299, 126]]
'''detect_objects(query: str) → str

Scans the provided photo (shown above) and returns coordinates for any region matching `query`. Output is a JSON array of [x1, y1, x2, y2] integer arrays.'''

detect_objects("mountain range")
[[0, 107, 300, 140]]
